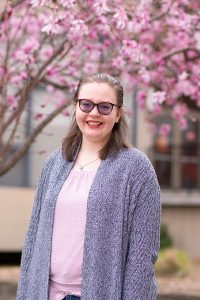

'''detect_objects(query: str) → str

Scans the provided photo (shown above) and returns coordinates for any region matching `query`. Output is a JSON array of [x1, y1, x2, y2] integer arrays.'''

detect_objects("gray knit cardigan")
[[16, 147, 161, 300]]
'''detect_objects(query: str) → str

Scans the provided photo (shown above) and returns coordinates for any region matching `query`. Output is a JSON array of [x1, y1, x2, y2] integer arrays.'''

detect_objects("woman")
[[17, 73, 161, 300]]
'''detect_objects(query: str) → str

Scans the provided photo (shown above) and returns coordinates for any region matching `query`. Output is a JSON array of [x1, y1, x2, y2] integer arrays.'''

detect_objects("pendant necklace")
[[77, 157, 100, 170]]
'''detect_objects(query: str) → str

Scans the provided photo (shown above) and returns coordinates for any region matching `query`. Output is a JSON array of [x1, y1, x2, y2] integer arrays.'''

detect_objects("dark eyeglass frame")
[[76, 99, 121, 115]]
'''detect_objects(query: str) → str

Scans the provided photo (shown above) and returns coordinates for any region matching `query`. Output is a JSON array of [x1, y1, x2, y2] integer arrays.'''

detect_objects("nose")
[[89, 104, 100, 116]]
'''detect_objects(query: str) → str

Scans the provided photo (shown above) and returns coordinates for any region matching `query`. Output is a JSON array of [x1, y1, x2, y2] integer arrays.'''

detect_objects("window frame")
[[149, 109, 200, 190]]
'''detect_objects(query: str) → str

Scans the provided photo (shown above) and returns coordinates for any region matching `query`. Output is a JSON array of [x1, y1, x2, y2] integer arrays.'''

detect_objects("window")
[[181, 120, 199, 188], [150, 112, 200, 189]]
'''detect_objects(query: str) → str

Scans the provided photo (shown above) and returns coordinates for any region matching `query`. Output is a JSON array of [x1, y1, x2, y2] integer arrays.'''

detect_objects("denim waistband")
[[63, 295, 81, 300]]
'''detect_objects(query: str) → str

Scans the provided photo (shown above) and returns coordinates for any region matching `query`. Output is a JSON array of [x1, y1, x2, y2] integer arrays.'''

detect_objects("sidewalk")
[[157, 263, 200, 298]]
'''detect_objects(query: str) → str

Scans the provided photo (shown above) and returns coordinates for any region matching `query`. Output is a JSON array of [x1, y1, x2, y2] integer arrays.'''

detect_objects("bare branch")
[[147, 47, 200, 70], [151, 0, 176, 22], [162, 48, 200, 61], [0, 102, 68, 176], [40, 79, 69, 91], [9, 0, 26, 7], [29, 41, 72, 90]]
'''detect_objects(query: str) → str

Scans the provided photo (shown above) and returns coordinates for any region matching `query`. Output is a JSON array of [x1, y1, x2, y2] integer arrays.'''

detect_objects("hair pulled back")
[[62, 73, 129, 161]]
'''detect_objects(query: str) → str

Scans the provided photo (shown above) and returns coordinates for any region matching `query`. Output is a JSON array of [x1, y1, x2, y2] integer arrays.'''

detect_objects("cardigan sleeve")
[[122, 171, 161, 300], [16, 156, 52, 300]]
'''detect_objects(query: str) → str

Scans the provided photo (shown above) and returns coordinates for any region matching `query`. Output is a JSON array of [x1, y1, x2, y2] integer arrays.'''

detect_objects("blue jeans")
[[62, 296, 81, 300]]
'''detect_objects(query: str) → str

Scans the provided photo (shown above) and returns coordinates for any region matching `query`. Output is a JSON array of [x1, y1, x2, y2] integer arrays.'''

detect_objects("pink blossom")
[[172, 103, 188, 119], [187, 50, 200, 59], [40, 46, 54, 59], [176, 80, 196, 97], [69, 82, 79, 94], [159, 124, 171, 136], [111, 56, 125, 70], [88, 29, 98, 40], [6, 5, 13, 17], [1, 0, 200, 135], [151, 91, 166, 105], [51, 90, 67, 108], [152, 104, 162, 115], [30, 0, 46, 8], [41, 95, 51, 107], [178, 72, 189, 81], [11, 75, 23, 85], [42, 22, 63, 35], [0, 66, 5, 77], [13, 38, 39, 65], [166, 97, 176, 106], [26, 16, 41, 35], [138, 67, 151, 84], [128, 8, 150, 34], [93, 0, 110, 16], [62, 108, 70, 116], [67, 66, 79, 77], [121, 40, 142, 63], [46, 85, 54, 93], [83, 62, 99, 74], [136, 91, 146, 109], [22, 38, 39, 54], [113, 7, 128, 30], [46, 67, 57, 76], [60, 0, 75, 8], [194, 32, 200, 50], [41, 11, 66, 35], [34, 113, 43, 121], [120, 72, 135, 92], [89, 49, 101, 61], [103, 39, 112, 47], [58, 77, 68, 85], [179, 117, 188, 129], [95, 16, 110, 35], [20, 71, 28, 80], [56, 97, 66, 108], [6, 95, 16, 107], [68, 20, 88, 42]]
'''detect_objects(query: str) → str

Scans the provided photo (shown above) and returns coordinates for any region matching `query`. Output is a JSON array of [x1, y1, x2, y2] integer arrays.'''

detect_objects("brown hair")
[[62, 73, 129, 161]]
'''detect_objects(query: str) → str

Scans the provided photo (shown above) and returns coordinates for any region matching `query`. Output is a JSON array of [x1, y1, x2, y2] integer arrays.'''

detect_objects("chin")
[[84, 134, 106, 144]]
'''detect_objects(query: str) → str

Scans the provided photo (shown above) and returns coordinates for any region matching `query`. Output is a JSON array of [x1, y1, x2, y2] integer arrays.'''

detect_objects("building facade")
[[0, 90, 200, 259]]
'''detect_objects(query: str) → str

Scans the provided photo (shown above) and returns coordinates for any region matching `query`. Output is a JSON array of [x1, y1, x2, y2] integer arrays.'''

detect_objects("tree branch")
[[29, 41, 72, 90], [151, 0, 176, 22], [2, 42, 72, 133], [162, 48, 200, 61], [0, 102, 68, 176], [9, 0, 26, 7], [40, 79, 69, 91]]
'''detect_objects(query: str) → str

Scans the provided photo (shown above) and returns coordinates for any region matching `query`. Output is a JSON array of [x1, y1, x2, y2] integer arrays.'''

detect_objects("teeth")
[[87, 121, 101, 125]]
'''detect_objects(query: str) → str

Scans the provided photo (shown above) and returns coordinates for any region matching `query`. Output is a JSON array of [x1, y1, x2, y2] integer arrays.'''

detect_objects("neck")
[[80, 138, 107, 157], [73, 138, 104, 170]]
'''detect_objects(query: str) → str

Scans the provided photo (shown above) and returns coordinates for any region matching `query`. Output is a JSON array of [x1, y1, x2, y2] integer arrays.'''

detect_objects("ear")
[[115, 108, 122, 123]]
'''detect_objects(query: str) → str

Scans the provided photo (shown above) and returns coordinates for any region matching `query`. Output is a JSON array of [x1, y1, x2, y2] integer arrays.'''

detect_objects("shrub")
[[155, 248, 190, 275], [160, 223, 173, 250]]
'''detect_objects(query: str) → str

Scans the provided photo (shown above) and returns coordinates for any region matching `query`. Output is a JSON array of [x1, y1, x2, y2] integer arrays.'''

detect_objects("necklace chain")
[[77, 157, 99, 170]]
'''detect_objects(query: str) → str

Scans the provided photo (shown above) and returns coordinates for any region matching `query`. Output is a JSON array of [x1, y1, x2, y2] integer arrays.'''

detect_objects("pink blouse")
[[49, 168, 97, 300]]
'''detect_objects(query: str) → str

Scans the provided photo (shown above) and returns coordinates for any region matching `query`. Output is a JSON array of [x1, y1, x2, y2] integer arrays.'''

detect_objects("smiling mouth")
[[86, 121, 103, 128], [86, 121, 103, 127]]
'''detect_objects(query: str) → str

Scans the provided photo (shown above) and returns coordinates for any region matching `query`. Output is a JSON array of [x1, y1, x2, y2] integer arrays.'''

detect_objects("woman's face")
[[75, 82, 121, 146]]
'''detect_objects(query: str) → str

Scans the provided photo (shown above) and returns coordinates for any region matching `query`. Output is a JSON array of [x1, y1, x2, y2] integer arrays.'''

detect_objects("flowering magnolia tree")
[[0, 0, 200, 176]]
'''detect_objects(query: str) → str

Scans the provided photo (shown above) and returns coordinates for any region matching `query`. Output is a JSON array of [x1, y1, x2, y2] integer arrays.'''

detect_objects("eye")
[[81, 100, 93, 108], [99, 103, 112, 110]]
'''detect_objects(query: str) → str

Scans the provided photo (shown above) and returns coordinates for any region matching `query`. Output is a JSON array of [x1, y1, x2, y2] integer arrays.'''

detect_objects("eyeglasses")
[[76, 99, 121, 115]]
